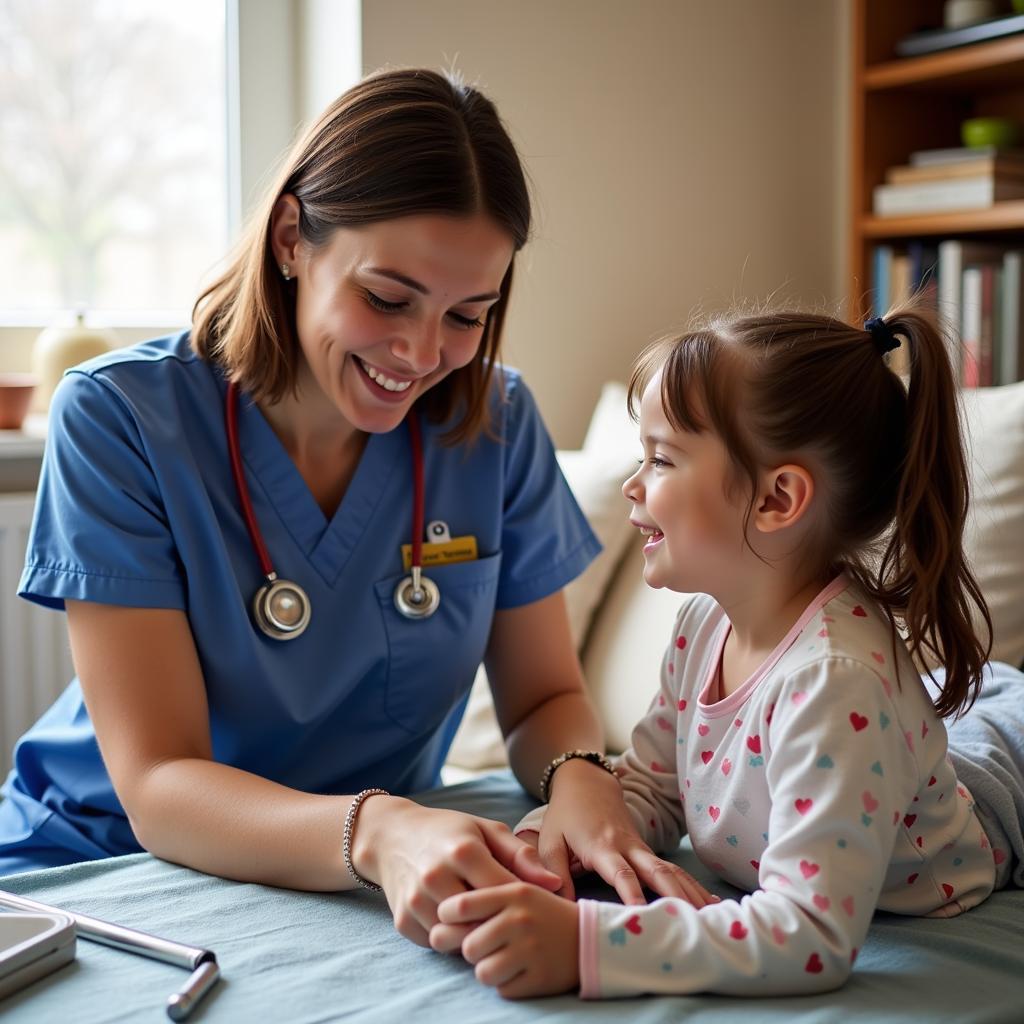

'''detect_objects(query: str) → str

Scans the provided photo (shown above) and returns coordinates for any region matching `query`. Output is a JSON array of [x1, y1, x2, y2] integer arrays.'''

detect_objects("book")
[[978, 263, 998, 387], [895, 13, 1024, 58], [909, 146, 1024, 168], [961, 266, 982, 388], [1001, 250, 1024, 384], [887, 253, 912, 377], [873, 176, 1024, 216], [937, 240, 1007, 378], [908, 241, 940, 309], [871, 244, 894, 316], [886, 158, 1024, 185]]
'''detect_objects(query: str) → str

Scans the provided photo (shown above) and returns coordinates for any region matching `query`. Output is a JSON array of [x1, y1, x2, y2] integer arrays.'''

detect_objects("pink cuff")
[[577, 899, 601, 998]]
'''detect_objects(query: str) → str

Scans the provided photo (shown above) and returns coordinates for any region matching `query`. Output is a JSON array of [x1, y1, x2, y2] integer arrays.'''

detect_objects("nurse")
[[0, 67, 686, 945]]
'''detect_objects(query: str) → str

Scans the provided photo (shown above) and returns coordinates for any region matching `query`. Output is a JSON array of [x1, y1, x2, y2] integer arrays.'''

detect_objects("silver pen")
[[0, 889, 220, 1020]]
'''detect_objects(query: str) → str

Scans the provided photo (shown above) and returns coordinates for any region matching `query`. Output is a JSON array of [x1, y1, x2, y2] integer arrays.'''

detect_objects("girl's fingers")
[[438, 883, 518, 925], [497, 969, 541, 1000], [538, 838, 575, 901], [475, 951, 524, 989], [461, 913, 513, 966], [428, 921, 475, 954], [634, 853, 719, 907], [589, 850, 647, 906]]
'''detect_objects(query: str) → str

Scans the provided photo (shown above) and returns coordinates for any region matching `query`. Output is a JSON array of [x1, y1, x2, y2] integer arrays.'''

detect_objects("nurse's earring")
[[280, 263, 291, 280]]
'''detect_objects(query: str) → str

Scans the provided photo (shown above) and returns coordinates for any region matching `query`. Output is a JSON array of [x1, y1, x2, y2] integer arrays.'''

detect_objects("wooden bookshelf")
[[849, 0, 1024, 316]]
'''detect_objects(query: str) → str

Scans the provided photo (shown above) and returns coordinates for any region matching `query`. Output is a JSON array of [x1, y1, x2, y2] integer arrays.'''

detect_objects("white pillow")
[[960, 379, 1024, 669], [444, 384, 638, 772]]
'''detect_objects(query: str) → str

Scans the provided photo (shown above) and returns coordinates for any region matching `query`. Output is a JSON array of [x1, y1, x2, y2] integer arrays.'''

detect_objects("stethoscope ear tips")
[[253, 575, 312, 640]]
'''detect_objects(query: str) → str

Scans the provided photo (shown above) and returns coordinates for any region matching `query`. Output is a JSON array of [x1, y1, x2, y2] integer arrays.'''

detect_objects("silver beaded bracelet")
[[343, 787, 389, 891], [539, 749, 617, 803]]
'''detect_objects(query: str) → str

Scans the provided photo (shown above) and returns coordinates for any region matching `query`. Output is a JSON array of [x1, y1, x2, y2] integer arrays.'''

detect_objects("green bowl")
[[961, 116, 1018, 149]]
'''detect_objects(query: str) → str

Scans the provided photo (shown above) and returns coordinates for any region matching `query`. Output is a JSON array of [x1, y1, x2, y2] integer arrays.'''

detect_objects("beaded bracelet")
[[539, 749, 617, 803], [343, 787, 389, 891]]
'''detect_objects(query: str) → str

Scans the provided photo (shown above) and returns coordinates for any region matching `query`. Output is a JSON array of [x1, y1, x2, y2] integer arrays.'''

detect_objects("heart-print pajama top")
[[521, 575, 999, 997]]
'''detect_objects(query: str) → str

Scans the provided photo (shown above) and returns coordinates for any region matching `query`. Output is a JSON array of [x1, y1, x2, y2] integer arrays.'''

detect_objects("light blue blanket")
[[1, 774, 1022, 1023]]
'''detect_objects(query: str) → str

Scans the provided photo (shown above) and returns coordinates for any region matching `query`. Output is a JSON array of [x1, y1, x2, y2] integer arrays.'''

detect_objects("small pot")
[[0, 374, 38, 430]]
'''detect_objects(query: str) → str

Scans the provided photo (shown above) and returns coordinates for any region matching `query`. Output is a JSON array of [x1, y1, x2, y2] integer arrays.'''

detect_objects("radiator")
[[0, 493, 75, 775]]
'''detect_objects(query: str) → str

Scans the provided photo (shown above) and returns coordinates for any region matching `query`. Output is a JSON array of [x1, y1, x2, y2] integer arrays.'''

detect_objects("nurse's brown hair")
[[627, 303, 992, 720], [191, 67, 530, 444]]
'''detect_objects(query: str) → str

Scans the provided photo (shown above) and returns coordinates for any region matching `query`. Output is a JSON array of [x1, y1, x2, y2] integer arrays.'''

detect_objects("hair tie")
[[864, 316, 901, 356]]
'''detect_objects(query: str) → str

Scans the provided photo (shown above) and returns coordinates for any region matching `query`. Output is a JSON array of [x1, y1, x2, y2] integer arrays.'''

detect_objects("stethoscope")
[[226, 381, 440, 641]]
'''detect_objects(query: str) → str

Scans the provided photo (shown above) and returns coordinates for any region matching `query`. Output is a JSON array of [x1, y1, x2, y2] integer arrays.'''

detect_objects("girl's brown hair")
[[628, 304, 992, 719], [192, 68, 531, 444]]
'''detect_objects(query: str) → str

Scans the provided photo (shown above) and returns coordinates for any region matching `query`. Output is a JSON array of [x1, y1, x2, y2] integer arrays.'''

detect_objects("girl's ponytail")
[[870, 309, 992, 717]]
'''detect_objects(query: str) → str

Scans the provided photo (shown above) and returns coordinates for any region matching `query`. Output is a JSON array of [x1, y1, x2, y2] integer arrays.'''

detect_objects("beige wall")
[[362, 0, 849, 446]]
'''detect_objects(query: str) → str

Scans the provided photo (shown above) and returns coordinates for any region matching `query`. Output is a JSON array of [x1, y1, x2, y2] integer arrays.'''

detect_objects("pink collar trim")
[[697, 575, 850, 717]]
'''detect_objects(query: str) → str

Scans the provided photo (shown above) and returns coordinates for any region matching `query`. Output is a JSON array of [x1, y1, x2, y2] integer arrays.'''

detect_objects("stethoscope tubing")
[[226, 381, 275, 578], [225, 381, 439, 636]]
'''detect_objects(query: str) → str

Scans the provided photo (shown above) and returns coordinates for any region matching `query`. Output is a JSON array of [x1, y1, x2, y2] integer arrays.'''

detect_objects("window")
[[0, 0, 228, 324]]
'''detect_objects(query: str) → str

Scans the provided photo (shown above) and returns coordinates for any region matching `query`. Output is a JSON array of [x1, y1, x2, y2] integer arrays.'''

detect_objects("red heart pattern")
[[800, 859, 819, 879], [729, 921, 748, 940], [805, 953, 824, 974], [849, 712, 869, 732]]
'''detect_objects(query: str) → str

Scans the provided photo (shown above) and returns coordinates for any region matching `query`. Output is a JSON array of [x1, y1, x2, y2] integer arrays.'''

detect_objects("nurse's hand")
[[351, 797, 563, 947], [533, 759, 718, 908]]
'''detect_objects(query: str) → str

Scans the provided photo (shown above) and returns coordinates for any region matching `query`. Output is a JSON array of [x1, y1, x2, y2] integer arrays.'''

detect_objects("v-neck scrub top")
[[0, 331, 600, 869]]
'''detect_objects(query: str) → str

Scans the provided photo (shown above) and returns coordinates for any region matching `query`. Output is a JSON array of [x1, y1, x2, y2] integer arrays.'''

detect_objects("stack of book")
[[870, 239, 1024, 387], [873, 146, 1024, 218]]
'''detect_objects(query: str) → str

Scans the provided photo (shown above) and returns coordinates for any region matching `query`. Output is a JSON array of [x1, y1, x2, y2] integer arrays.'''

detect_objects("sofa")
[[444, 377, 1024, 778]]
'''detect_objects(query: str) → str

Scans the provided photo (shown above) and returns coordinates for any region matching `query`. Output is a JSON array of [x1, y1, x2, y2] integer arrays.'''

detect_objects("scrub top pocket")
[[375, 552, 502, 736]]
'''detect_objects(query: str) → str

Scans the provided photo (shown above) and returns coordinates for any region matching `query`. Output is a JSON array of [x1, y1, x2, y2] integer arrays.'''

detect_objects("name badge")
[[401, 536, 478, 571]]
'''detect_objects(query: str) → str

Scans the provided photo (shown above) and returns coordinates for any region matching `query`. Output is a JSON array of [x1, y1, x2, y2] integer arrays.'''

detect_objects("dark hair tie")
[[864, 316, 901, 356]]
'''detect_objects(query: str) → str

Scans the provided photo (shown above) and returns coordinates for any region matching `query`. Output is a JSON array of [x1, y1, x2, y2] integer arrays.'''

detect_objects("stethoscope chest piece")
[[394, 567, 440, 620], [253, 573, 312, 640]]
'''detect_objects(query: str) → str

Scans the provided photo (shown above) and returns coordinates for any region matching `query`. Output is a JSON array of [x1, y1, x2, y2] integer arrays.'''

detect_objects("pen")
[[0, 889, 220, 1020]]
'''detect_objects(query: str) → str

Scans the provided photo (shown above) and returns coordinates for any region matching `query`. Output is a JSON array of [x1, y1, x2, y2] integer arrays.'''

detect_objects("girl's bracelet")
[[343, 788, 389, 891], [539, 749, 617, 803]]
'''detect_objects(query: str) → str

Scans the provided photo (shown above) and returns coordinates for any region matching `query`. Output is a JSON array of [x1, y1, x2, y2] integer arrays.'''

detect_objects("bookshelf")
[[850, 0, 1024, 362]]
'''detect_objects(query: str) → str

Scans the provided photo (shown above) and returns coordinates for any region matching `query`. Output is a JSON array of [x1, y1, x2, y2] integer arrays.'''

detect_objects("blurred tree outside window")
[[0, 0, 227, 324]]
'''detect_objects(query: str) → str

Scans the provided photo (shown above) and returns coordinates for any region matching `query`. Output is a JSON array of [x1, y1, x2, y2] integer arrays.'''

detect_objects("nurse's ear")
[[269, 194, 302, 277]]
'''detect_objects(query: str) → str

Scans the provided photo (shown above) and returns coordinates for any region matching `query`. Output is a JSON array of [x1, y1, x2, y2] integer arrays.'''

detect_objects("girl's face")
[[286, 210, 514, 436], [622, 371, 747, 593]]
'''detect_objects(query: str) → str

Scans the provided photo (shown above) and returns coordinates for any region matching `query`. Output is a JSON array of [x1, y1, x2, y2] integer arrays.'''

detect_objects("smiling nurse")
[[0, 68, 700, 948]]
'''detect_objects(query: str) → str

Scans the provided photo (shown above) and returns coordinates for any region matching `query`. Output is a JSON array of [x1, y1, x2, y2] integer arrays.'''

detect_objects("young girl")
[[427, 306, 1024, 998]]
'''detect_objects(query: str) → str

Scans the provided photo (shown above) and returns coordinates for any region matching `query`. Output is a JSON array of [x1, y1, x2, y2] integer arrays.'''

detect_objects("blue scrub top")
[[0, 332, 599, 867]]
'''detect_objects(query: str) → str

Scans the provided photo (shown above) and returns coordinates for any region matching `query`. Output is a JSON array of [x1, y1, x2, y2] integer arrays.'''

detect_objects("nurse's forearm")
[[503, 689, 605, 799], [130, 758, 398, 891]]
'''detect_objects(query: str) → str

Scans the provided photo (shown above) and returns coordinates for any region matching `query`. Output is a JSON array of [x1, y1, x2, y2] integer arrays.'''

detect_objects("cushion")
[[960, 379, 1024, 669], [444, 384, 638, 772]]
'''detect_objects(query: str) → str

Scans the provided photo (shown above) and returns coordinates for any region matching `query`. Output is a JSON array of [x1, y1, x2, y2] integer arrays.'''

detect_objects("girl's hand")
[[352, 797, 562, 947], [430, 882, 580, 998], [537, 759, 718, 907]]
